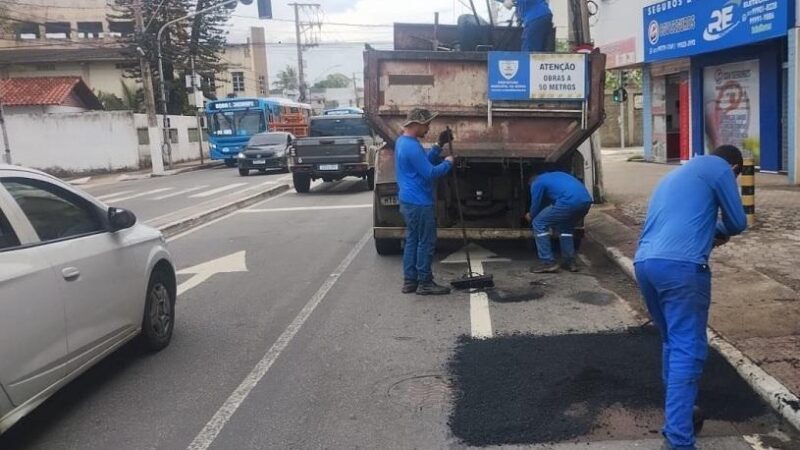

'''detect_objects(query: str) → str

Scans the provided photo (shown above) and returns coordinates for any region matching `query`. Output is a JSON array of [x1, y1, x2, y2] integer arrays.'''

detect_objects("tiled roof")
[[0, 76, 103, 109]]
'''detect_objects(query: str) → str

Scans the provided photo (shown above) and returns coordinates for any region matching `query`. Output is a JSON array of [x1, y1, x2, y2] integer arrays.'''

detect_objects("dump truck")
[[366, 2, 606, 255]]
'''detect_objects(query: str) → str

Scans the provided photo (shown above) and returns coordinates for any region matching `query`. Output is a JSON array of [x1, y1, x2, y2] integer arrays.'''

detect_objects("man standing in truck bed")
[[499, 0, 554, 51], [396, 109, 455, 296]]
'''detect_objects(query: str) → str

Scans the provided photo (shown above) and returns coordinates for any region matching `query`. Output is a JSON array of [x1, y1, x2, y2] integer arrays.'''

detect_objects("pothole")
[[387, 374, 452, 410], [487, 287, 546, 303], [570, 291, 614, 306]]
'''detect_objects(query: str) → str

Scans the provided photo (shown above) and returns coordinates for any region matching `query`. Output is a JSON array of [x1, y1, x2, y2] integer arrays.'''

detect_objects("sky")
[[227, 0, 569, 89]]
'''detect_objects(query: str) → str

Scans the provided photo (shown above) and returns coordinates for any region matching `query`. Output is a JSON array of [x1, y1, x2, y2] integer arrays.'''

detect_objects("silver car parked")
[[0, 165, 176, 434]]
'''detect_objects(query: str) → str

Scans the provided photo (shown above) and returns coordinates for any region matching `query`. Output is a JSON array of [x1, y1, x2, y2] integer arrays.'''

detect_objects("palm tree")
[[273, 66, 299, 92]]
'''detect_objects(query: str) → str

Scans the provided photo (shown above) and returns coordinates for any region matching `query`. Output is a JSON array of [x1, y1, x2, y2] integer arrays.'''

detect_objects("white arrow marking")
[[443, 244, 510, 339], [176, 251, 248, 296]]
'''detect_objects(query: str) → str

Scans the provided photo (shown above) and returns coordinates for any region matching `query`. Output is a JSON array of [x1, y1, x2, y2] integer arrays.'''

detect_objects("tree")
[[273, 66, 299, 92], [96, 82, 146, 112], [109, 0, 231, 114], [313, 73, 351, 89]]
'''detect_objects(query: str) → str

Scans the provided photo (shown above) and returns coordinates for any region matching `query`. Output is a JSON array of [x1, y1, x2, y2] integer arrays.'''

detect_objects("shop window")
[[77, 22, 103, 39], [16, 22, 39, 40], [45, 22, 71, 39]]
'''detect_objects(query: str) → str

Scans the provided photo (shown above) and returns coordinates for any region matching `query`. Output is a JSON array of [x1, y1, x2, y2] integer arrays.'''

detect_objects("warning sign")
[[530, 53, 587, 100]]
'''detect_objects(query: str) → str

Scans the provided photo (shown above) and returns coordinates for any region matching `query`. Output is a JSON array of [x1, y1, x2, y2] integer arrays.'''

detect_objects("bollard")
[[741, 156, 755, 227]]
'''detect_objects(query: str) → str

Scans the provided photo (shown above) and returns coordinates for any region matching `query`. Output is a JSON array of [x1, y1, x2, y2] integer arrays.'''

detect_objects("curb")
[[588, 224, 800, 432], [157, 183, 290, 239], [155, 161, 225, 177]]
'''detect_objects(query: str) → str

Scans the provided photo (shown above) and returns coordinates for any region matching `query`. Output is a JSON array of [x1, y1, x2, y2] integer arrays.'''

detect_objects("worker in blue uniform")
[[396, 108, 455, 296], [635, 145, 747, 450], [525, 171, 592, 273], [499, 0, 554, 51]]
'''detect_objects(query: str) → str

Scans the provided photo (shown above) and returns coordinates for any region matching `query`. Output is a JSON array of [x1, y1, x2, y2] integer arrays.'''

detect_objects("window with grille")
[[232, 72, 245, 92], [258, 76, 267, 96], [16, 22, 39, 40], [45, 22, 70, 39], [108, 21, 134, 37], [77, 22, 103, 39]]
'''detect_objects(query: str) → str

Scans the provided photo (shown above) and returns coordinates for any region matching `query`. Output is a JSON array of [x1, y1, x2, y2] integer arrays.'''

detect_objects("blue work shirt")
[[530, 172, 592, 218], [635, 155, 748, 265], [498, 0, 552, 25], [395, 135, 452, 206]]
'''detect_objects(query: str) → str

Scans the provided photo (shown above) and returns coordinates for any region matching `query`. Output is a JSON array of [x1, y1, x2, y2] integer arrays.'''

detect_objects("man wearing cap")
[[396, 108, 455, 296]]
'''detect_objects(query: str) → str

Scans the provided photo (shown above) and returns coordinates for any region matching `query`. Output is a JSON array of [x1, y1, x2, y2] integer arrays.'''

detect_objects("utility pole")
[[0, 99, 11, 165], [190, 56, 205, 164], [133, 0, 165, 174], [352, 73, 359, 108], [289, 3, 321, 102]]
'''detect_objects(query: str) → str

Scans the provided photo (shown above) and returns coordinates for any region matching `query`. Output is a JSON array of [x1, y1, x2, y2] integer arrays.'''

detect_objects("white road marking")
[[186, 230, 371, 450], [103, 188, 172, 203], [189, 183, 247, 198], [442, 244, 509, 339], [176, 251, 248, 296], [166, 191, 291, 242], [153, 185, 209, 200], [95, 190, 136, 200], [241, 204, 372, 213]]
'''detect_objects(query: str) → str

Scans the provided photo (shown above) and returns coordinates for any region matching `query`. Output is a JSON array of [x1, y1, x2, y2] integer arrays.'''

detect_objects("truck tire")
[[365, 169, 375, 191], [375, 237, 402, 255], [293, 173, 311, 193]]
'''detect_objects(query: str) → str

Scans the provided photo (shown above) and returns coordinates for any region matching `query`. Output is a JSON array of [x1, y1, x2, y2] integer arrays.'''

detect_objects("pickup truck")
[[288, 114, 381, 193]]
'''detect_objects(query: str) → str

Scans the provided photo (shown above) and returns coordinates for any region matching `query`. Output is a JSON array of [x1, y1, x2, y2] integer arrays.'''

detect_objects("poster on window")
[[703, 60, 760, 164]]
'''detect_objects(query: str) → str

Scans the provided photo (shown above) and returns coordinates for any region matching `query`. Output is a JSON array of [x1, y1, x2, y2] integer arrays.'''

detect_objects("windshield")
[[250, 134, 287, 146], [310, 118, 371, 137], [209, 110, 267, 137]]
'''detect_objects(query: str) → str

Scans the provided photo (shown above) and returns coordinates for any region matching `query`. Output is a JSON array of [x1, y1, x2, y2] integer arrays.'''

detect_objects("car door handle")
[[61, 267, 81, 281]]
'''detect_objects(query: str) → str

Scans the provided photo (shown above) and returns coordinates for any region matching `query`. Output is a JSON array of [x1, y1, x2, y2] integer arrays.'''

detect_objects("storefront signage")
[[488, 52, 587, 101], [644, 0, 791, 62], [703, 59, 761, 164]]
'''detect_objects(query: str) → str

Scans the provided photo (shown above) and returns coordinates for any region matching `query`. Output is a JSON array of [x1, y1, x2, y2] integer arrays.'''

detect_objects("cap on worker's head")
[[402, 108, 439, 128]]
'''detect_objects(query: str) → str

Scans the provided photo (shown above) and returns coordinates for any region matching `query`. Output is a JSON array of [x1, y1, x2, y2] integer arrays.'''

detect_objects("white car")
[[0, 165, 176, 434]]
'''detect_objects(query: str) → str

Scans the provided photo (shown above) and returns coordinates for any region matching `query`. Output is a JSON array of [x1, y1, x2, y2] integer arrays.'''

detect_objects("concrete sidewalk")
[[589, 148, 800, 426], [64, 159, 224, 187]]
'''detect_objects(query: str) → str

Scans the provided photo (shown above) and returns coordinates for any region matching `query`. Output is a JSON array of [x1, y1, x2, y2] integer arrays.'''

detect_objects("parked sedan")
[[0, 165, 176, 434], [236, 131, 295, 176]]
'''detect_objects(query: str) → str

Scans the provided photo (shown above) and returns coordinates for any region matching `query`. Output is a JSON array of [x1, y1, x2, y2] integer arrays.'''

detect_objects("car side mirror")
[[108, 207, 137, 232]]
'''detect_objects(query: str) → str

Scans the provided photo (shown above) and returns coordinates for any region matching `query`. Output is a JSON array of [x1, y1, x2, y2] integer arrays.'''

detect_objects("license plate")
[[252, 159, 266, 165], [380, 195, 399, 206], [319, 164, 340, 171]]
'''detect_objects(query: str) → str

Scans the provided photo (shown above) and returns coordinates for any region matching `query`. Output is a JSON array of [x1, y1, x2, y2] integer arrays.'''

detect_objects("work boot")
[[416, 280, 451, 296], [561, 259, 579, 273], [530, 260, 561, 274], [402, 280, 419, 294]]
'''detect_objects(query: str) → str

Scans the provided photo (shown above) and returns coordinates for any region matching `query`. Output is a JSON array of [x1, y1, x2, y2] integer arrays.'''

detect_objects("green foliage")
[[273, 66, 299, 92], [313, 73, 351, 89]]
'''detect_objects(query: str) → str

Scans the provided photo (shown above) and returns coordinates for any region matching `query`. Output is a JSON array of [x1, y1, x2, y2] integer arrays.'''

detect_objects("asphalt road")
[[2, 178, 798, 450], [79, 166, 291, 223]]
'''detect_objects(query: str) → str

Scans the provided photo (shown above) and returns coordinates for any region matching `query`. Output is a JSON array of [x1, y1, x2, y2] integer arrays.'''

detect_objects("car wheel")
[[239, 168, 250, 176], [140, 269, 175, 352], [224, 159, 236, 168], [293, 173, 311, 193], [375, 238, 402, 255], [365, 169, 375, 191]]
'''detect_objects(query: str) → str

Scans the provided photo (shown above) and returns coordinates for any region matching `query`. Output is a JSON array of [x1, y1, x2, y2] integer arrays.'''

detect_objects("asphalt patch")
[[486, 287, 546, 303], [570, 290, 614, 306], [448, 327, 767, 447]]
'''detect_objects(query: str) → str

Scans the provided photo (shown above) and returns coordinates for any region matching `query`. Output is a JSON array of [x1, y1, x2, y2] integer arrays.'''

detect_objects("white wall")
[[592, 0, 647, 66], [6, 111, 139, 173], [134, 114, 206, 165]]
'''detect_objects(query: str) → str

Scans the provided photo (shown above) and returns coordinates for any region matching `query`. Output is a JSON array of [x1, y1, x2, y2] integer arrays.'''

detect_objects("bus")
[[205, 97, 312, 166]]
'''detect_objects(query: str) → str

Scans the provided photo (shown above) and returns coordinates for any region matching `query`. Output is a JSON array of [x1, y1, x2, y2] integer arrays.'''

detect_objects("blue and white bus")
[[205, 97, 311, 166]]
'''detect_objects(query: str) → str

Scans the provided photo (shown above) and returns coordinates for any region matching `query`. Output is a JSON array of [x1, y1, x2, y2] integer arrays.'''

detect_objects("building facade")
[[594, 0, 800, 184], [0, 1, 268, 103]]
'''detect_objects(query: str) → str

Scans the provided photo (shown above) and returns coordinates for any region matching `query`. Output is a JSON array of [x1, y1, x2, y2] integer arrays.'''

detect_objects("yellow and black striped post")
[[741, 156, 755, 227]]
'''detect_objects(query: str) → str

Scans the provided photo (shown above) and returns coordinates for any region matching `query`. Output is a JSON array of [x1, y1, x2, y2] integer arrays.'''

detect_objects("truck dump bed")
[[364, 24, 606, 162]]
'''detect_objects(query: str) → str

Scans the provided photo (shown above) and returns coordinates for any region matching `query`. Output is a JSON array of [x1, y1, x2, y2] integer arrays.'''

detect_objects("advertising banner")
[[643, 0, 790, 62], [703, 59, 761, 163]]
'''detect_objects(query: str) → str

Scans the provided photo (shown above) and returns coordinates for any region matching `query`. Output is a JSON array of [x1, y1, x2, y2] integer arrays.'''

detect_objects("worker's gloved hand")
[[524, 212, 532, 222], [438, 129, 454, 148], [503, 0, 515, 10], [713, 233, 730, 248], [445, 155, 455, 164]]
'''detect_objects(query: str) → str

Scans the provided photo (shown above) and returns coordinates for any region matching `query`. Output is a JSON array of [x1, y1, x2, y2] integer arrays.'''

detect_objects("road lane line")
[[241, 204, 372, 213], [153, 185, 209, 200], [470, 260, 493, 339], [189, 183, 247, 198], [102, 188, 172, 203], [186, 230, 372, 450], [166, 191, 291, 242], [96, 190, 135, 200]]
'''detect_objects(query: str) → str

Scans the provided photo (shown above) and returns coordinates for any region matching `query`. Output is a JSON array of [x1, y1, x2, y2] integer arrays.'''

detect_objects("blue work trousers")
[[522, 14, 553, 52], [635, 259, 712, 450], [400, 203, 437, 282], [532, 202, 591, 263]]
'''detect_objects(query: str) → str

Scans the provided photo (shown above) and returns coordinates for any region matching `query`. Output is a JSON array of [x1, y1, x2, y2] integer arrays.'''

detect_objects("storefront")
[[642, 0, 794, 171]]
